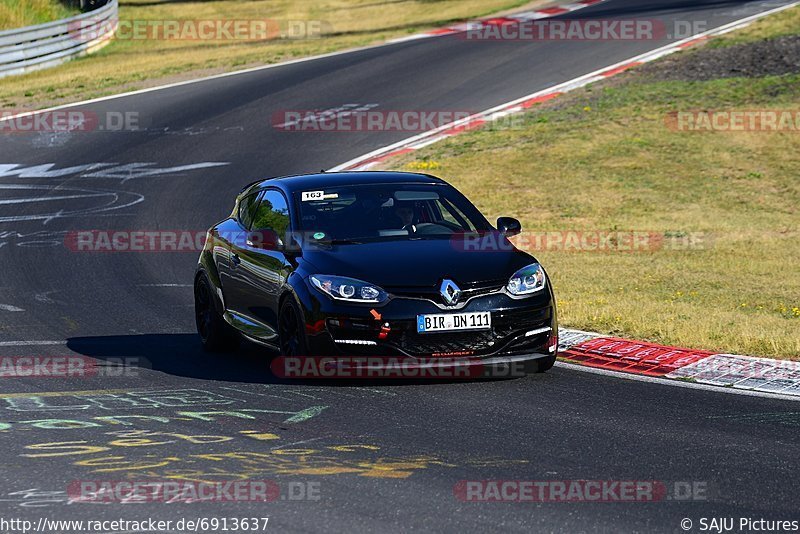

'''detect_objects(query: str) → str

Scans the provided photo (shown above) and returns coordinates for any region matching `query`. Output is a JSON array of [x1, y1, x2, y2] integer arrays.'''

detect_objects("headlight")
[[506, 263, 547, 296], [310, 275, 388, 303]]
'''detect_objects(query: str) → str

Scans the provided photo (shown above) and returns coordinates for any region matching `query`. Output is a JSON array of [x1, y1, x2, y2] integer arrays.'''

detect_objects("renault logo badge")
[[440, 279, 461, 305]]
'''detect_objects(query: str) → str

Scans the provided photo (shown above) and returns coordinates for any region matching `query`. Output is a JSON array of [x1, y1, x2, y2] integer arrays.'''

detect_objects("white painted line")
[[515, 12, 551, 20], [407, 136, 448, 150], [666, 353, 800, 392], [555, 361, 800, 402], [387, 34, 434, 44], [558, 328, 601, 350], [330, 1, 800, 172], [0, 304, 24, 312], [0, 340, 64, 346]]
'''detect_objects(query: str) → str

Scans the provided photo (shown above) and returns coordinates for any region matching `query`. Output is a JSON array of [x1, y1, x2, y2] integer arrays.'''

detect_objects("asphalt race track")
[[0, 0, 798, 531]]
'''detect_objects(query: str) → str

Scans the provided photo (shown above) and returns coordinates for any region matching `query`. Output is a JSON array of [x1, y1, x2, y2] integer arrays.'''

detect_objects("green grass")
[[386, 8, 800, 359], [0, 0, 78, 30], [707, 5, 800, 47]]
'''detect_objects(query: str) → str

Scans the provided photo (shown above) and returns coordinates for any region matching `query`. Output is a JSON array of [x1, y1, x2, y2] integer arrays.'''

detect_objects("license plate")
[[416, 312, 491, 333]]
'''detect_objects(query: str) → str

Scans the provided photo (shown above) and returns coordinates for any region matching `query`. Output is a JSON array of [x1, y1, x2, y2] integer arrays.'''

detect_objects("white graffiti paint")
[[0, 304, 24, 312], [0, 489, 73, 509], [0, 389, 239, 412], [0, 184, 144, 224], [0, 229, 69, 249], [274, 103, 379, 128], [0, 162, 229, 182], [33, 291, 61, 304]]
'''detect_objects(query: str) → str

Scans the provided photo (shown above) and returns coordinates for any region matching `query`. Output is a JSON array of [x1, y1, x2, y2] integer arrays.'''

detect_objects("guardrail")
[[0, 0, 118, 79]]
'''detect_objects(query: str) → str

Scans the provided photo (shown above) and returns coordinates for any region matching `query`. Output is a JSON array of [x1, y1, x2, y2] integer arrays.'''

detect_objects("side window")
[[238, 193, 260, 230], [252, 190, 290, 235]]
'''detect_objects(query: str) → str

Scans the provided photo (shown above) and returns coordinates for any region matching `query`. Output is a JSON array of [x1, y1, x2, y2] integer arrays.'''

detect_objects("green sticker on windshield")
[[313, 232, 326, 240]]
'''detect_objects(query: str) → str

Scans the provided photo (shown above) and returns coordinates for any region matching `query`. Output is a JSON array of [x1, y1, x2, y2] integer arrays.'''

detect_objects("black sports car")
[[195, 171, 558, 375]]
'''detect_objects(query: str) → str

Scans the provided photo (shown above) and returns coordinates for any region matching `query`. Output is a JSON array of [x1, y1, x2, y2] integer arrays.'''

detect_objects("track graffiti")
[[0, 162, 229, 181], [0, 407, 328, 432], [65, 447, 527, 481], [0, 389, 240, 412]]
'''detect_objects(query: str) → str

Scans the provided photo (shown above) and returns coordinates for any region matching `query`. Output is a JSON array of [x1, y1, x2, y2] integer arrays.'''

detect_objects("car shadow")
[[65, 333, 520, 387], [66, 333, 280, 384]]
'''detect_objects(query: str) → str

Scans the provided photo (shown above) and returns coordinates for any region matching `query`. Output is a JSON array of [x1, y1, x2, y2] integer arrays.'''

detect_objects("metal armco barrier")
[[0, 0, 118, 78]]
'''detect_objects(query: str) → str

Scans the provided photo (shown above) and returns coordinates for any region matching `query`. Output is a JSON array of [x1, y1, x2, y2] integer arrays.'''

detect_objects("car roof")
[[240, 171, 448, 197]]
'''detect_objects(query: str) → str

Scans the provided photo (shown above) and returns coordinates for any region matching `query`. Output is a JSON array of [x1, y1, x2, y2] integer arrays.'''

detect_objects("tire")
[[194, 272, 240, 352], [278, 298, 309, 356], [523, 354, 557, 374]]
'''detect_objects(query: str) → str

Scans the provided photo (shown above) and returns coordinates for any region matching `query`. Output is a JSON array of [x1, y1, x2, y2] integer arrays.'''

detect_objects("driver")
[[394, 202, 416, 228]]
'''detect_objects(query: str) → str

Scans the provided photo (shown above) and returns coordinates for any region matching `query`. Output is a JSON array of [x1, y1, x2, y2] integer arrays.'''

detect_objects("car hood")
[[299, 237, 535, 288]]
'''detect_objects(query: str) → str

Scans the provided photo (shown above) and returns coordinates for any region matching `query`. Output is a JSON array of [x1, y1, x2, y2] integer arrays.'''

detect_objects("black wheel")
[[524, 354, 557, 374], [194, 273, 240, 352], [278, 298, 308, 356]]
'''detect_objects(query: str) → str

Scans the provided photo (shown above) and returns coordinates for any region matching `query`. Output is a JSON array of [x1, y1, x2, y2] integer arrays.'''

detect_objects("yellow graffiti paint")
[[239, 431, 280, 440], [22, 441, 110, 458], [286, 467, 365, 476], [107, 438, 176, 448], [74, 456, 174, 472], [328, 445, 381, 452], [272, 449, 320, 456]]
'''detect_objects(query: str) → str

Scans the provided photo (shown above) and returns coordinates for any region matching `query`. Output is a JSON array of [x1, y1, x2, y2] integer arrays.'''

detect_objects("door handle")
[[231, 253, 241, 267]]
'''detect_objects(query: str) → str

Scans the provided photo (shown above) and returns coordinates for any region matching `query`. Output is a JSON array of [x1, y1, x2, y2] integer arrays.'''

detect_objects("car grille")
[[397, 330, 498, 356], [386, 280, 505, 306], [393, 306, 552, 357]]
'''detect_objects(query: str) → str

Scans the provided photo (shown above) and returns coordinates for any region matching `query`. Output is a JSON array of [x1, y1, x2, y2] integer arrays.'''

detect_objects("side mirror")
[[497, 217, 522, 237]]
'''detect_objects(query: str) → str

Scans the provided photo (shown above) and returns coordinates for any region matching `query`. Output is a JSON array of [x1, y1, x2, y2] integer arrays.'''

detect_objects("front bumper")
[[296, 278, 558, 361]]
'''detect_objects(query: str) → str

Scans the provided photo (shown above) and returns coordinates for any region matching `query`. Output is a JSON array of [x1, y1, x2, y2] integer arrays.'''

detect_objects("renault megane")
[[194, 171, 558, 374]]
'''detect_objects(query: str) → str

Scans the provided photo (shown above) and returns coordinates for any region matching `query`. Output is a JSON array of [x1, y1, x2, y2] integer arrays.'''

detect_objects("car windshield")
[[293, 183, 491, 242]]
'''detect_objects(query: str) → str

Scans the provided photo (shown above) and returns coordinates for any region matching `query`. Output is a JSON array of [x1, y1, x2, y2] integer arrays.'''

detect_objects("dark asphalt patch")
[[640, 35, 800, 81]]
